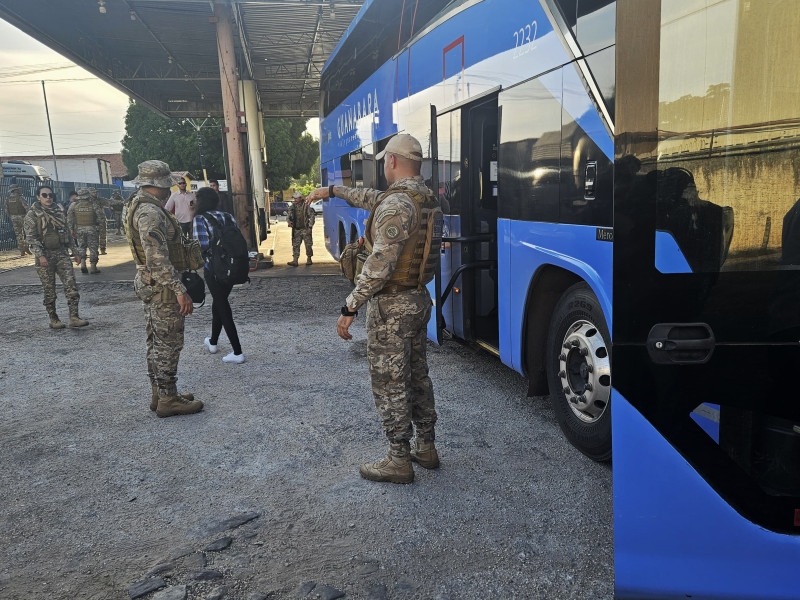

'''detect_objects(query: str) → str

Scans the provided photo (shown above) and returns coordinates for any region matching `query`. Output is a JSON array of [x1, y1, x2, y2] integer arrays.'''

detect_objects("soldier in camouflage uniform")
[[286, 191, 315, 266], [306, 134, 443, 484], [127, 160, 203, 418], [89, 188, 109, 254], [109, 190, 125, 234], [67, 188, 104, 274], [23, 185, 89, 329], [3, 184, 32, 256]]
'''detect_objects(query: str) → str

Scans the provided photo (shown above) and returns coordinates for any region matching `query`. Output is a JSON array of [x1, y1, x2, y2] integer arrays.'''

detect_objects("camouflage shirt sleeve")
[[66, 203, 76, 235], [133, 203, 186, 296], [94, 202, 106, 223], [23, 210, 44, 257], [307, 207, 316, 229], [345, 193, 417, 311], [336, 186, 384, 211]]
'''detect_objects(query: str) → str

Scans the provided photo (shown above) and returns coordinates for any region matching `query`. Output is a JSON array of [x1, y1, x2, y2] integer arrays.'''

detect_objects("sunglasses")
[[178, 182, 186, 185], [40, 193, 55, 198]]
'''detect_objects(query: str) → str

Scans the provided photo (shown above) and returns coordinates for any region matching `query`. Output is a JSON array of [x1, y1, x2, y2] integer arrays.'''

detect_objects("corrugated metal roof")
[[0, 0, 364, 118]]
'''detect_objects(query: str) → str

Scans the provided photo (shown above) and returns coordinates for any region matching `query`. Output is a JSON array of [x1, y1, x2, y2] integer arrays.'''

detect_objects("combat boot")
[[99, 248, 107, 255], [69, 313, 89, 328], [150, 383, 194, 411], [89, 264, 101, 274], [287, 259, 299, 267], [80, 259, 88, 274], [48, 311, 65, 329], [306, 257, 313, 265], [359, 442, 414, 484], [410, 438, 440, 469], [156, 395, 204, 418]]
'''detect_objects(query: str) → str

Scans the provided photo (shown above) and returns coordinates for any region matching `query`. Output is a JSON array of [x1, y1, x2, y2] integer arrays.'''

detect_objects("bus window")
[[656, 0, 800, 273], [437, 110, 461, 217], [585, 45, 615, 121], [498, 75, 562, 223], [552, 0, 616, 55], [339, 154, 352, 187]]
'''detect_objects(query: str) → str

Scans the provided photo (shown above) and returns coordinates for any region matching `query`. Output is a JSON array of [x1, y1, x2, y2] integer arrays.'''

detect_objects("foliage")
[[121, 101, 225, 179], [122, 103, 320, 189], [264, 118, 319, 192], [295, 182, 318, 196]]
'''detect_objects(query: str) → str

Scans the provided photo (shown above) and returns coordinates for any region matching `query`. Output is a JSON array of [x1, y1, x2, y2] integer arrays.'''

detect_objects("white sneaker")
[[204, 337, 218, 354], [222, 352, 245, 364]]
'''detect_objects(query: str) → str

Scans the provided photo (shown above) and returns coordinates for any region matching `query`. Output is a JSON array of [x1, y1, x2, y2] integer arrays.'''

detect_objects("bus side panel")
[[613, 391, 800, 600], [320, 60, 396, 164], [503, 220, 613, 375], [497, 218, 513, 364], [403, 0, 572, 116]]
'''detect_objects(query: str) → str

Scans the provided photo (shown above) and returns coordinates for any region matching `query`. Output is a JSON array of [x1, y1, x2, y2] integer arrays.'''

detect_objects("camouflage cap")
[[131, 160, 180, 188], [111, 190, 123, 198], [8, 184, 21, 192], [88, 187, 97, 193], [76, 188, 92, 199], [292, 191, 304, 199], [376, 133, 423, 162]]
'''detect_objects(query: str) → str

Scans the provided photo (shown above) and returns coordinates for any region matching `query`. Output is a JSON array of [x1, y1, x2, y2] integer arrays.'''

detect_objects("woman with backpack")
[[192, 187, 245, 364]]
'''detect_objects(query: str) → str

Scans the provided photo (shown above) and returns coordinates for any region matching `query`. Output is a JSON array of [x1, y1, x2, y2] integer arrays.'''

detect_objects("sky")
[[0, 19, 319, 161]]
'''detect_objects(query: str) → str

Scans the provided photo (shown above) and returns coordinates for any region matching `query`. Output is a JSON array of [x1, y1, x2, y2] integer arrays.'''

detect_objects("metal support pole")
[[41, 80, 59, 180], [214, 4, 253, 248]]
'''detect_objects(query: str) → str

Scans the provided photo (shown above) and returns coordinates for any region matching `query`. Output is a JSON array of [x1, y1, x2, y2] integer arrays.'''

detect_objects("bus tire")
[[546, 282, 612, 461]]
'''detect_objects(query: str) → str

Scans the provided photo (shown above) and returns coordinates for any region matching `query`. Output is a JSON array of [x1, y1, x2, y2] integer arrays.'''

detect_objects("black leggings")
[[205, 270, 242, 355]]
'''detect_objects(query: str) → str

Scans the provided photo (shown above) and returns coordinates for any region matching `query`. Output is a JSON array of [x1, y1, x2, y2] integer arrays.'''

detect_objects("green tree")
[[122, 103, 319, 188], [121, 101, 225, 179], [264, 118, 319, 191]]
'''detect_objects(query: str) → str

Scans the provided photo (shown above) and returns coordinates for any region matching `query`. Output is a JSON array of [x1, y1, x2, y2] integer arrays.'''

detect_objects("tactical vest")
[[6, 194, 28, 216], [290, 202, 307, 228], [74, 199, 96, 226], [127, 193, 193, 271], [33, 205, 69, 250], [364, 183, 443, 289]]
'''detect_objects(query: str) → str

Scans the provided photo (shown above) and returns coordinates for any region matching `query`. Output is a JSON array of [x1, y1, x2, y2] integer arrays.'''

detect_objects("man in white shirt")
[[164, 178, 196, 235]]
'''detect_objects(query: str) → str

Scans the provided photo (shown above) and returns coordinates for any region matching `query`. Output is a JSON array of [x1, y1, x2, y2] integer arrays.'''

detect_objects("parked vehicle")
[[269, 201, 289, 216], [310, 199, 324, 215], [1, 160, 51, 182]]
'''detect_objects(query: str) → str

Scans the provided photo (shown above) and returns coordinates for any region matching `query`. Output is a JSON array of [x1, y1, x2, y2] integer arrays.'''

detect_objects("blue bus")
[[319, 1, 800, 596]]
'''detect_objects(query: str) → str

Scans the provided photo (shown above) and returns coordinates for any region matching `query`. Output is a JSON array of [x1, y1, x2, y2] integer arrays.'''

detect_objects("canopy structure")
[[0, 0, 365, 118]]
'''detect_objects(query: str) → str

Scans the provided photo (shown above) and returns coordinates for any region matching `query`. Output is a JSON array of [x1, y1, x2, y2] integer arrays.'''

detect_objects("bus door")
[[438, 94, 499, 350], [613, 1, 800, 598]]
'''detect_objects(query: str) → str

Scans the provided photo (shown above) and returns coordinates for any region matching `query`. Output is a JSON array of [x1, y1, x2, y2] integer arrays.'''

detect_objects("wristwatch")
[[329, 185, 336, 199], [341, 306, 358, 317]]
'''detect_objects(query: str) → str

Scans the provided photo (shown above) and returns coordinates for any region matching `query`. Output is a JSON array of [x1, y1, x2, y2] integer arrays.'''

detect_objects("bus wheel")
[[546, 282, 612, 461]]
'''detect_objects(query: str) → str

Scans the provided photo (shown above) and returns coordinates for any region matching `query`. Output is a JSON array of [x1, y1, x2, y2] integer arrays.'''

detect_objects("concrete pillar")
[[213, 3, 253, 248], [239, 80, 267, 211]]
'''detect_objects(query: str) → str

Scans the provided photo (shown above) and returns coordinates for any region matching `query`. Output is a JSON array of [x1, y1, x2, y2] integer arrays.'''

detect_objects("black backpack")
[[203, 213, 250, 285]]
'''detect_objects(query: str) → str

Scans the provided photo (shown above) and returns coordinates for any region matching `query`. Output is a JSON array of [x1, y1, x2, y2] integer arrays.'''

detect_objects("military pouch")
[[339, 237, 368, 285], [133, 277, 157, 303], [183, 237, 205, 271], [42, 231, 62, 250], [161, 287, 177, 304]]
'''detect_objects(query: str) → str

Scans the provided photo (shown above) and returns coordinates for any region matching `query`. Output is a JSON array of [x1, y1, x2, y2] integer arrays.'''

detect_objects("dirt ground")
[[0, 220, 613, 600]]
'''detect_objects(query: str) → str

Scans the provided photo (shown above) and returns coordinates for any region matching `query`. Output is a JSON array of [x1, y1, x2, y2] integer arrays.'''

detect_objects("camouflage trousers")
[[113, 211, 124, 234], [10, 215, 28, 254], [134, 273, 185, 397], [99, 220, 107, 250], [366, 287, 437, 443], [75, 226, 100, 265], [291, 229, 313, 259], [34, 250, 80, 315]]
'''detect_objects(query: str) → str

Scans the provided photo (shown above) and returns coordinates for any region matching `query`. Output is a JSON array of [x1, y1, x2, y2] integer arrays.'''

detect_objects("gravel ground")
[[0, 271, 613, 600]]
